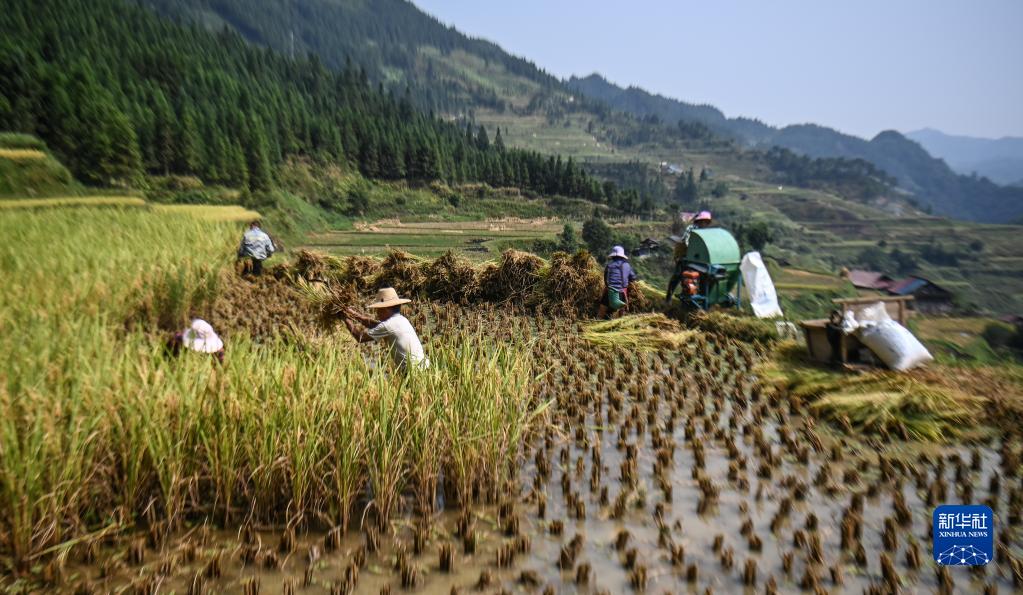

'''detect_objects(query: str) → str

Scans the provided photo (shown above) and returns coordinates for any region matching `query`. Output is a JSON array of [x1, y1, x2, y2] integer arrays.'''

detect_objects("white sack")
[[740, 252, 783, 319], [857, 319, 933, 371], [857, 301, 892, 324]]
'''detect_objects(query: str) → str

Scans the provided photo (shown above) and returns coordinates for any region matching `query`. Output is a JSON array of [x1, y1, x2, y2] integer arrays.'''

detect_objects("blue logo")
[[933, 505, 993, 566]]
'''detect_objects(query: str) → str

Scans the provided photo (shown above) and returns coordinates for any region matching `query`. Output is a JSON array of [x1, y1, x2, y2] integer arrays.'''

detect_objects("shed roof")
[[848, 269, 894, 290], [887, 276, 950, 298]]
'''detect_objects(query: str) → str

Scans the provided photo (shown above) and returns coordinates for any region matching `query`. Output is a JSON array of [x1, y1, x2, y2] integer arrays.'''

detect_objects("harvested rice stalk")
[[342, 256, 382, 291], [375, 249, 427, 296], [583, 314, 696, 351], [810, 380, 982, 441], [692, 311, 778, 346], [424, 251, 481, 304], [292, 249, 344, 282], [294, 278, 359, 326], [479, 250, 544, 303], [535, 251, 602, 313]]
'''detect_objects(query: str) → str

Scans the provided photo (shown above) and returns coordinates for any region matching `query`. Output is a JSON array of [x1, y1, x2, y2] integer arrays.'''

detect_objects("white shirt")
[[366, 313, 429, 370]]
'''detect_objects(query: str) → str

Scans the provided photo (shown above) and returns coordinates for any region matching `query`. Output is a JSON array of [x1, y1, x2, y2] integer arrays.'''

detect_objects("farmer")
[[342, 287, 430, 371], [237, 220, 276, 276], [666, 210, 714, 303], [167, 318, 225, 363], [825, 309, 846, 367], [597, 245, 637, 320]]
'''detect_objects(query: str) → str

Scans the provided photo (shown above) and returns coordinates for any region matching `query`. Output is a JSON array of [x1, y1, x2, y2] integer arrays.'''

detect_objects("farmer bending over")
[[343, 287, 430, 371], [167, 318, 225, 363], [237, 220, 276, 276], [598, 245, 637, 320]]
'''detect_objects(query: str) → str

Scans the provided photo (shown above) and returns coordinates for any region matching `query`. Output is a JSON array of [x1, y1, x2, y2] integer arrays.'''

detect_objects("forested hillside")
[[143, 0, 558, 114], [0, 0, 634, 207], [126, 0, 905, 215], [570, 74, 1023, 223]]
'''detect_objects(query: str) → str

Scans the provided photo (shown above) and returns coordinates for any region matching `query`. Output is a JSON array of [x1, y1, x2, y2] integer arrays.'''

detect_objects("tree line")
[[142, 0, 559, 116], [762, 147, 895, 201], [0, 0, 635, 208]]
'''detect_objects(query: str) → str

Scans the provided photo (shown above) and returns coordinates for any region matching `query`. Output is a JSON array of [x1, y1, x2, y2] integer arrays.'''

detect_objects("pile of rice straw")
[[691, 310, 778, 345], [290, 248, 663, 320], [425, 252, 481, 304], [479, 250, 544, 303], [582, 313, 696, 351]]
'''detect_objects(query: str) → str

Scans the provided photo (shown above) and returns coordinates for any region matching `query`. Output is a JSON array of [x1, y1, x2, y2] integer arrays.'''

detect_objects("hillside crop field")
[[303, 219, 564, 260], [3, 204, 1023, 594]]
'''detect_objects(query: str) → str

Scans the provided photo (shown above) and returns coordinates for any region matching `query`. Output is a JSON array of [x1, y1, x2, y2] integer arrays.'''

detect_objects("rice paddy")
[[3, 206, 1023, 593], [302, 219, 564, 260], [0, 195, 146, 209], [151, 204, 263, 222], [0, 149, 46, 161]]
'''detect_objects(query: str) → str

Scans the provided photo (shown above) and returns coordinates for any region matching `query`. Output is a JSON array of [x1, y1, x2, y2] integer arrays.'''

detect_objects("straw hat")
[[182, 319, 224, 353], [608, 245, 628, 260], [368, 287, 411, 309]]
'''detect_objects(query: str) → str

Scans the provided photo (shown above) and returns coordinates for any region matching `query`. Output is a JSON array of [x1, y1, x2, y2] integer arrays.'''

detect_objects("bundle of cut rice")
[[376, 249, 427, 296], [479, 249, 544, 302], [424, 251, 481, 304], [582, 313, 696, 351]]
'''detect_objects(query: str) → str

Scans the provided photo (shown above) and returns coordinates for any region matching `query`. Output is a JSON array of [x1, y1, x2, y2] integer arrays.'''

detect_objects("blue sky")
[[413, 0, 1023, 139]]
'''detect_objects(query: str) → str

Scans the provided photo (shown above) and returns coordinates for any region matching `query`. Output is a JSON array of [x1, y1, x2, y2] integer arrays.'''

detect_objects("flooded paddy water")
[[56, 304, 1023, 593]]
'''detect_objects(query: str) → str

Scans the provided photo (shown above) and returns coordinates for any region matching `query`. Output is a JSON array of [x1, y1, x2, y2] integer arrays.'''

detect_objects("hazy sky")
[[413, 0, 1023, 139]]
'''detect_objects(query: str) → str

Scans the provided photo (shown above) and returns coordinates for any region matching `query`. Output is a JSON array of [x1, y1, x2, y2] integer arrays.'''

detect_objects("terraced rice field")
[[303, 219, 564, 260], [5, 206, 1023, 594], [0, 195, 146, 209], [152, 204, 262, 222], [61, 305, 1023, 593], [0, 148, 46, 161]]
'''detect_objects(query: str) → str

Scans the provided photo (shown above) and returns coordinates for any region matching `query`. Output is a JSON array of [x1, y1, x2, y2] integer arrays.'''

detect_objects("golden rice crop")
[[0, 195, 146, 210], [151, 204, 261, 222], [0, 207, 544, 574], [0, 148, 46, 160], [582, 313, 696, 351]]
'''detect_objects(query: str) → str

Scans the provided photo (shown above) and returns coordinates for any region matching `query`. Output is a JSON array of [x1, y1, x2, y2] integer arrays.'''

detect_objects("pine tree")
[[494, 126, 505, 152], [476, 124, 489, 151]]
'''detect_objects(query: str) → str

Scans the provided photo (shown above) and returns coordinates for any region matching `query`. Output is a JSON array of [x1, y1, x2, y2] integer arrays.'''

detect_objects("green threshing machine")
[[676, 228, 743, 310]]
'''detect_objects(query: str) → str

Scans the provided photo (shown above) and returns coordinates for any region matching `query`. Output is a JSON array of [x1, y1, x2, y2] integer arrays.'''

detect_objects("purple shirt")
[[605, 258, 637, 291]]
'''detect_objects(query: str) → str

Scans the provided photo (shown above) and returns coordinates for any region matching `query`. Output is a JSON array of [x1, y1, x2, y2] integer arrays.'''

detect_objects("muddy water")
[[65, 313, 1021, 593]]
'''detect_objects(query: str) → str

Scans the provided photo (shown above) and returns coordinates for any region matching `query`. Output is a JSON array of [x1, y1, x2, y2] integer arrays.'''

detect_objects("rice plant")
[[0, 207, 543, 574]]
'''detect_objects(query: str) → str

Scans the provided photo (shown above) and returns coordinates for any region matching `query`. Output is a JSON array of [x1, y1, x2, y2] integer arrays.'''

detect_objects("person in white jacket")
[[237, 221, 276, 275]]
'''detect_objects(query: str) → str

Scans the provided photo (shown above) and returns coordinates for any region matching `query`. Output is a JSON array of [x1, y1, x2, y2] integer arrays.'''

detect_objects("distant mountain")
[[906, 128, 1023, 186], [567, 74, 773, 143], [134, 3, 1022, 223], [570, 74, 1023, 223]]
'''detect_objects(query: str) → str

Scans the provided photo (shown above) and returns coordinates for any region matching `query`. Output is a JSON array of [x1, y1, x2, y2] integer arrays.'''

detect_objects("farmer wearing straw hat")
[[342, 287, 430, 371], [666, 210, 713, 304], [597, 245, 637, 320], [168, 318, 225, 363]]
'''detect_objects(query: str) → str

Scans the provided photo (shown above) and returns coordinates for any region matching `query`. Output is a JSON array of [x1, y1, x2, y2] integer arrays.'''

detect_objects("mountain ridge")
[[906, 128, 1023, 186], [107, 1, 1023, 223], [570, 73, 1023, 223]]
